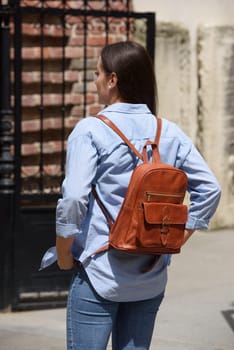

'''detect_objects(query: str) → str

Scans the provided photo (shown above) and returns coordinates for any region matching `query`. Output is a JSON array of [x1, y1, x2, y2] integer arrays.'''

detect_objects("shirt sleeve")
[[56, 130, 98, 238], [180, 143, 221, 230]]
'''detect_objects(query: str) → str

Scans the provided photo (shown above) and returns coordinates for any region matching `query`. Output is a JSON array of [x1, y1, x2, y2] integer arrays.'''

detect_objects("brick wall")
[[14, 1, 134, 194]]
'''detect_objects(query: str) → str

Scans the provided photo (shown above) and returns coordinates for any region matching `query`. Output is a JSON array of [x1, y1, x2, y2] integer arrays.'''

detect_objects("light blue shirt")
[[54, 103, 221, 301]]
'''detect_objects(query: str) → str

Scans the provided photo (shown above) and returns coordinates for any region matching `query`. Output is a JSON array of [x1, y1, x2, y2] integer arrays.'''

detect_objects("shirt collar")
[[98, 103, 152, 115]]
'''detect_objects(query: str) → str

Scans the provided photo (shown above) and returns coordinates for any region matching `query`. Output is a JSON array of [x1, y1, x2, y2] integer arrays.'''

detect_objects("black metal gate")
[[0, 0, 155, 311]]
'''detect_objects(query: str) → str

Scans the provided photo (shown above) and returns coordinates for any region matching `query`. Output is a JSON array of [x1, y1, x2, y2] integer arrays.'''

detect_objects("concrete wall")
[[134, 0, 234, 228], [155, 23, 191, 137], [198, 26, 234, 228]]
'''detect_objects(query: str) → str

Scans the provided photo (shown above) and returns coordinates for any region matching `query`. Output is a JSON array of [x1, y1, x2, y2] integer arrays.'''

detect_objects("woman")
[[56, 41, 221, 350]]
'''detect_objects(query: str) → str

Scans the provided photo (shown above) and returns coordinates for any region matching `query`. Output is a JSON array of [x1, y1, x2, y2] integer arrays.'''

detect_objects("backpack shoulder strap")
[[92, 184, 114, 228], [155, 117, 162, 145], [144, 117, 161, 163], [96, 115, 144, 160], [96, 114, 162, 150]]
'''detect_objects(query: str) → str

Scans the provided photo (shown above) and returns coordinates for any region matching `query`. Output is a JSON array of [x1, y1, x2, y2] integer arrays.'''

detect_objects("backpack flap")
[[143, 202, 187, 224], [142, 202, 188, 251]]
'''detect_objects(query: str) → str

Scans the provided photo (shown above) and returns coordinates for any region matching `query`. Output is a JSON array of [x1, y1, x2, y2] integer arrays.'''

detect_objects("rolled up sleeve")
[[181, 144, 221, 230]]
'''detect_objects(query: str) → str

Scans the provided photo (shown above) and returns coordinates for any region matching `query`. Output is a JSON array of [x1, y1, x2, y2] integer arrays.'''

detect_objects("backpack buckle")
[[160, 208, 170, 246], [160, 223, 169, 246]]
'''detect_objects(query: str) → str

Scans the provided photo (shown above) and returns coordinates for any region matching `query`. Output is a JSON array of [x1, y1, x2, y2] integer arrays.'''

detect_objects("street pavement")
[[0, 229, 233, 350]]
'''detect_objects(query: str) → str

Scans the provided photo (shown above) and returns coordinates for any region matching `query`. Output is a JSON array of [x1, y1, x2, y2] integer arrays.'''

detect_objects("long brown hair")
[[101, 41, 158, 115]]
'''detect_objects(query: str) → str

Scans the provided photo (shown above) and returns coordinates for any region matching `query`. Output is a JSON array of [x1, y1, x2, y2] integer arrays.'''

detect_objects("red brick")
[[89, 105, 103, 115], [22, 93, 82, 107], [22, 119, 40, 132], [22, 71, 79, 84], [43, 164, 63, 176], [65, 116, 81, 128], [21, 166, 39, 177], [66, 1, 84, 9], [21, 23, 70, 37], [87, 36, 108, 46], [21, 47, 85, 60], [43, 141, 63, 154], [70, 106, 84, 117], [21, 142, 40, 156], [22, 117, 81, 133], [87, 82, 97, 93], [86, 94, 95, 104], [68, 36, 84, 47], [21, 140, 64, 156]]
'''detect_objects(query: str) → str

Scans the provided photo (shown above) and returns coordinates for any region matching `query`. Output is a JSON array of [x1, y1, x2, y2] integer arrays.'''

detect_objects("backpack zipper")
[[146, 191, 184, 202]]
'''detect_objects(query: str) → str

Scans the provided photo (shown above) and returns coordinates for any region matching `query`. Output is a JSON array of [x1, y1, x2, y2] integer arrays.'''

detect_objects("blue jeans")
[[67, 266, 164, 350]]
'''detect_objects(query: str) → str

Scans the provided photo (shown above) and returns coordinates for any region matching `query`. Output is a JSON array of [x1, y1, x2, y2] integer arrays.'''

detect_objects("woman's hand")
[[56, 236, 75, 270], [183, 229, 195, 245]]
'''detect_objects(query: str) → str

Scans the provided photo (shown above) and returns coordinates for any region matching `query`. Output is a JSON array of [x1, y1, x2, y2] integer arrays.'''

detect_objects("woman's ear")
[[108, 72, 118, 88]]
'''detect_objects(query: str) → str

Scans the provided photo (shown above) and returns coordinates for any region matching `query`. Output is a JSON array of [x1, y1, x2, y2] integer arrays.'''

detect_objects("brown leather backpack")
[[92, 115, 188, 255]]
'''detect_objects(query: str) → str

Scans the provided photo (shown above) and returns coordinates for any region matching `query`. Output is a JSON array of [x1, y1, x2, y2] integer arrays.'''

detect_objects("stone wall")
[[197, 26, 234, 227], [154, 23, 234, 228], [156, 23, 192, 138]]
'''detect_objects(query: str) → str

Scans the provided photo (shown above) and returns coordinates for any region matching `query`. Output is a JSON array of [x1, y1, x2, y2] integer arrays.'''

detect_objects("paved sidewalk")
[[0, 229, 234, 350]]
